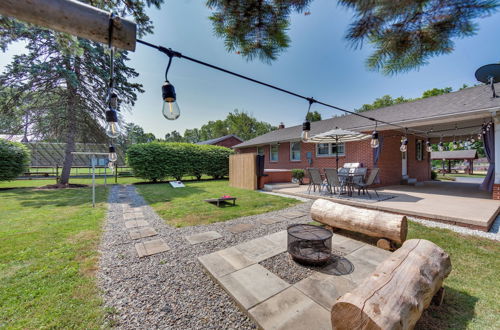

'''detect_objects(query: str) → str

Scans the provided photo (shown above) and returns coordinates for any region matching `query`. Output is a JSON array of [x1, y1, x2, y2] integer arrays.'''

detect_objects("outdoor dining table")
[[338, 173, 365, 197]]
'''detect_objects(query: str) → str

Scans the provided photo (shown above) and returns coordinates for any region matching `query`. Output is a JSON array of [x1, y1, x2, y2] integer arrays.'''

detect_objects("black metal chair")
[[324, 168, 344, 195], [306, 168, 323, 194], [353, 168, 380, 199]]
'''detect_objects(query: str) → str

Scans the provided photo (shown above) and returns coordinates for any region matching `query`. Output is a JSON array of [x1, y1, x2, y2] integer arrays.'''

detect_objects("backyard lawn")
[[0, 185, 108, 328], [408, 222, 498, 330], [136, 180, 300, 227]]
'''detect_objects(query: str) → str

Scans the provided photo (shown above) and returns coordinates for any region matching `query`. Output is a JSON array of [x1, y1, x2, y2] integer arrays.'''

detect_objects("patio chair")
[[324, 168, 345, 195], [352, 168, 367, 187], [353, 168, 380, 199], [306, 168, 323, 194]]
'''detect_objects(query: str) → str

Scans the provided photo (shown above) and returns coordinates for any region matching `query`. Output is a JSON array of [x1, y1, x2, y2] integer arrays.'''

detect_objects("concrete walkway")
[[275, 181, 499, 231]]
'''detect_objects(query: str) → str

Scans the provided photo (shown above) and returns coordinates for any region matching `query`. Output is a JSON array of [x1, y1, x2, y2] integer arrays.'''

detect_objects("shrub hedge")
[[126, 142, 234, 182], [0, 139, 31, 181]]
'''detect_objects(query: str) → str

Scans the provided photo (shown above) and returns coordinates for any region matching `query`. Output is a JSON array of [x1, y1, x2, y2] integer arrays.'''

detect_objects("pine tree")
[[0, 1, 164, 184]]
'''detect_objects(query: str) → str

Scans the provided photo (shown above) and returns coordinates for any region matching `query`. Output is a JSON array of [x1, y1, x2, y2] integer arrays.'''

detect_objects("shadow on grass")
[[415, 287, 479, 330], [1, 187, 107, 208]]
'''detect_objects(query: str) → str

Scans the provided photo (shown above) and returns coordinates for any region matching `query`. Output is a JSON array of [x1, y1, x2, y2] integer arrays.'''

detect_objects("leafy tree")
[[306, 111, 322, 122], [0, 139, 30, 181], [184, 128, 202, 143], [0, 1, 164, 185], [422, 87, 452, 98], [357, 95, 411, 112], [165, 130, 184, 142], [207, 0, 498, 73]]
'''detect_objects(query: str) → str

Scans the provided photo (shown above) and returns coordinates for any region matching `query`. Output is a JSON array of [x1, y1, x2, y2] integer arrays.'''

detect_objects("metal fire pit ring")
[[287, 224, 333, 266]]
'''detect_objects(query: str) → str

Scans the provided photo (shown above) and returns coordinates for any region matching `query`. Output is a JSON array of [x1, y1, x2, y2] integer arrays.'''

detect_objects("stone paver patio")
[[199, 230, 391, 329]]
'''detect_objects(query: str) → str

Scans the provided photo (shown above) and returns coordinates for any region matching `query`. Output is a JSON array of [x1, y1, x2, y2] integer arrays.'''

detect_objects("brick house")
[[196, 134, 243, 148], [233, 83, 500, 198]]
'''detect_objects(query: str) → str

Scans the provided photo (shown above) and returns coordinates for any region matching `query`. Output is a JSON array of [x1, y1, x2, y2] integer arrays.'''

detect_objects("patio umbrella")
[[307, 127, 371, 169]]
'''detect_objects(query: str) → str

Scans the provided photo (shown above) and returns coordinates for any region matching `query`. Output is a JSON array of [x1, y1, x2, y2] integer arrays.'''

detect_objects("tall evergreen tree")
[[0, 1, 164, 184], [207, 0, 498, 73]]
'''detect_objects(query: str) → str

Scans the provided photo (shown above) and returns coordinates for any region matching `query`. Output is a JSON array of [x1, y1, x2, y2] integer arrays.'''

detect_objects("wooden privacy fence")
[[229, 153, 257, 190]]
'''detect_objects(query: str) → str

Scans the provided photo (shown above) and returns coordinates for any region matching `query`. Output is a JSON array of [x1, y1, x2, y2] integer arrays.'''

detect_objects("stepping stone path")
[[129, 227, 157, 240], [281, 211, 307, 219], [135, 239, 170, 258], [185, 231, 223, 245], [227, 223, 255, 233], [258, 217, 284, 225]]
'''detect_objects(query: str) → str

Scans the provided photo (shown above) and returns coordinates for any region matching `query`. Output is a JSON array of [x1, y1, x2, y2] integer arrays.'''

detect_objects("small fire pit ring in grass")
[[287, 224, 332, 266]]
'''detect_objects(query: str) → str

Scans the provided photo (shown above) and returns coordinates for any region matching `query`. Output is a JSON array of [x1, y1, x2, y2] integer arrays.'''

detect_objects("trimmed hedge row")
[[0, 139, 31, 181], [126, 142, 234, 182]]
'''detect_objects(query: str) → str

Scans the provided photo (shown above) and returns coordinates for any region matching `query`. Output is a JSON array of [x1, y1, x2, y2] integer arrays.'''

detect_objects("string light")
[[301, 98, 314, 142], [371, 121, 379, 149]]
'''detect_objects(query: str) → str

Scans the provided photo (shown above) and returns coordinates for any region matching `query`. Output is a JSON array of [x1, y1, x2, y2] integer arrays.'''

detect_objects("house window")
[[317, 143, 330, 156], [270, 144, 279, 162], [316, 143, 345, 157], [257, 146, 264, 156], [290, 142, 301, 161], [416, 140, 423, 161]]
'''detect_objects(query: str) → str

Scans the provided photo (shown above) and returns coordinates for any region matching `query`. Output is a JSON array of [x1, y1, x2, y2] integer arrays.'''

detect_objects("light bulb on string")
[[301, 98, 314, 143], [452, 140, 458, 149], [161, 53, 180, 120], [108, 145, 118, 162], [108, 161, 115, 173], [370, 121, 379, 148], [426, 140, 432, 152], [105, 109, 121, 138], [400, 137, 408, 152]]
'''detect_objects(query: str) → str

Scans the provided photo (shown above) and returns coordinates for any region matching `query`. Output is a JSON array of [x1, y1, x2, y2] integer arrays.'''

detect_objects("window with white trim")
[[257, 146, 264, 156], [270, 144, 279, 162], [316, 143, 345, 157], [290, 142, 301, 161]]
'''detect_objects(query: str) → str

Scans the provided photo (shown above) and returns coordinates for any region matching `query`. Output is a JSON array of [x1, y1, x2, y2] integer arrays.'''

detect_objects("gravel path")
[[98, 184, 313, 329]]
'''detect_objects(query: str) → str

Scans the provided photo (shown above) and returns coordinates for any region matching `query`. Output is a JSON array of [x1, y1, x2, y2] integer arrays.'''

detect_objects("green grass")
[[0, 186, 109, 328], [408, 221, 499, 330], [136, 180, 300, 227]]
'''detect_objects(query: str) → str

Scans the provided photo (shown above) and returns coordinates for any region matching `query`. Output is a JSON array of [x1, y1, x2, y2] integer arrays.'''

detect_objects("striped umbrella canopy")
[[307, 128, 371, 169]]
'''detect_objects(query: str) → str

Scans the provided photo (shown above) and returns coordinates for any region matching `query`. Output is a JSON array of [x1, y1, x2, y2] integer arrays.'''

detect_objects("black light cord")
[[137, 39, 431, 136]]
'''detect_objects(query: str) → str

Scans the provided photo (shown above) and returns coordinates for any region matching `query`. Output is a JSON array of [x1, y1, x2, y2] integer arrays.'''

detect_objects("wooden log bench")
[[310, 199, 407, 250], [331, 239, 452, 330]]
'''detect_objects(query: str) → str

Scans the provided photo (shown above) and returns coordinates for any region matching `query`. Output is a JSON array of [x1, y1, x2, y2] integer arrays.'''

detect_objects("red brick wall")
[[213, 136, 243, 148], [493, 184, 500, 200], [236, 130, 431, 187]]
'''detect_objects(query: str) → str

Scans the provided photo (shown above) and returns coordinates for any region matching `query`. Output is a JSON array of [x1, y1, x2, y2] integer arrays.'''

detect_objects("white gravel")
[[409, 216, 500, 241], [98, 184, 312, 329]]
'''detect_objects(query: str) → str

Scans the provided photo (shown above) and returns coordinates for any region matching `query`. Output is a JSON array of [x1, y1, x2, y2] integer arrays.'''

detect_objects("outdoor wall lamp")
[[301, 120, 311, 142]]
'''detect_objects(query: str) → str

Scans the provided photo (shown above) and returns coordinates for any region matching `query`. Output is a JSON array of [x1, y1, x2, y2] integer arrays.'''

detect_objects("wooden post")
[[56, 164, 59, 183], [115, 165, 118, 183], [0, 0, 136, 51]]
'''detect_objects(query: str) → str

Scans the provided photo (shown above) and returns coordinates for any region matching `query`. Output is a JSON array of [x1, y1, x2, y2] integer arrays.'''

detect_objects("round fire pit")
[[287, 224, 332, 266]]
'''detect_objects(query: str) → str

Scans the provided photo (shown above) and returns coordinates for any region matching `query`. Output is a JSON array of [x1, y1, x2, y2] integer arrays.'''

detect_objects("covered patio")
[[271, 180, 499, 231]]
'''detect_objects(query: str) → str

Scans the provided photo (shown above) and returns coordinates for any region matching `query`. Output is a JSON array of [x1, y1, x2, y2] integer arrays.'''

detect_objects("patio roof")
[[430, 150, 478, 160], [234, 83, 500, 148]]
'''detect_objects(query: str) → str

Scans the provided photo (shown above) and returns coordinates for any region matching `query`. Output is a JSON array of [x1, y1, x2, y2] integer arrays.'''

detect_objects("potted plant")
[[292, 169, 305, 184]]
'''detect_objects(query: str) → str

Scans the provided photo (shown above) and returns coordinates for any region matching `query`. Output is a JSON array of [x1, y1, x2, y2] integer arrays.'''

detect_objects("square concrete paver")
[[123, 212, 143, 220], [125, 220, 149, 229], [135, 239, 170, 257], [348, 244, 392, 264], [249, 287, 331, 330], [235, 236, 286, 263], [294, 272, 356, 310], [331, 235, 365, 255], [198, 247, 255, 278], [185, 231, 223, 245], [258, 217, 284, 225], [281, 211, 307, 219], [227, 223, 255, 234], [219, 264, 290, 309], [129, 227, 158, 240]]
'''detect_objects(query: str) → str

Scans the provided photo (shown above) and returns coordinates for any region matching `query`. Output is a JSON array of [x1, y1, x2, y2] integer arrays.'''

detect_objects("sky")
[[2, 0, 500, 139]]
